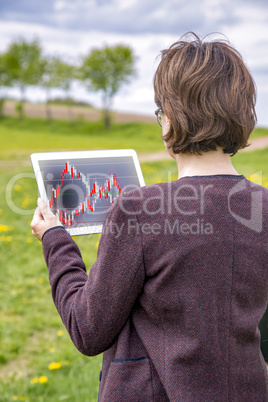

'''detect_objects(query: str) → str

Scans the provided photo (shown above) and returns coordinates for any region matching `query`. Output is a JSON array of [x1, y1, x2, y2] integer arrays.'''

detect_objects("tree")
[[0, 53, 12, 118], [55, 60, 75, 122], [41, 56, 75, 121], [6, 38, 45, 119], [80, 44, 136, 128]]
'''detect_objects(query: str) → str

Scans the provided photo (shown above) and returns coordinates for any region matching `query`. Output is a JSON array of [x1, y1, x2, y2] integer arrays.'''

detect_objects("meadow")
[[0, 115, 268, 401]]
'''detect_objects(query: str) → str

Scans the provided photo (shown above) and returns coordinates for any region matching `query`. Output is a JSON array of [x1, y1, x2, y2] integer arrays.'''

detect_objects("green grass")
[[0, 116, 267, 161], [250, 127, 268, 139], [0, 116, 268, 401], [0, 116, 163, 161]]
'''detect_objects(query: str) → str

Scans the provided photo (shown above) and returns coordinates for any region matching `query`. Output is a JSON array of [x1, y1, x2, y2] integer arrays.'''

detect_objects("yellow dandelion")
[[38, 278, 45, 284], [0, 209, 3, 215], [30, 377, 38, 384], [20, 397, 25, 401], [262, 175, 268, 188], [14, 184, 22, 191], [49, 361, 62, 370], [153, 177, 163, 183], [0, 235, 12, 242], [64, 360, 70, 365], [12, 397, 18, 401], [22, 199, 29, 208], [39, 376, 48, 383], [95, 241, 99, 249], [57, 330, 63, 337], [98, 233, 101, 238], [247, 172, 263, 185], [27, 237, 33, 244], [49, 346, 55, 353], [0, 224, 9, 232]]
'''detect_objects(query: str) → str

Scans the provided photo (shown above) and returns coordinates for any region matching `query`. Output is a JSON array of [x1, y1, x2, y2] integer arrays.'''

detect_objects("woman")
[[31, 34, 268, 401]]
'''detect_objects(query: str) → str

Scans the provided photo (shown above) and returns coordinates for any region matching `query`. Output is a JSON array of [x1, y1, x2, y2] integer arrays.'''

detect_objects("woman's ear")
[[165, 115, 170, 126]]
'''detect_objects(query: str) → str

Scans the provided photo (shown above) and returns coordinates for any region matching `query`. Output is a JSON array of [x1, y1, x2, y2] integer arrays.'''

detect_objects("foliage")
[[80, 45, 136, 128], [41, 57, 75, 121], [0, 38, 138, 127], [5, 39, 45, 119], [0, 53, 12, 118]]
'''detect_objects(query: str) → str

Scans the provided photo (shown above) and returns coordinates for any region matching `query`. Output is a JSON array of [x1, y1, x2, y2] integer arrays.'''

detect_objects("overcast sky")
[[0, 0, 268, 127]]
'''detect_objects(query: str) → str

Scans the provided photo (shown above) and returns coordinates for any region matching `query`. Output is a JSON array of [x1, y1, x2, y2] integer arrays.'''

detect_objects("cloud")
[[0, 0, 247, 35], [0, 0, 267, 126]]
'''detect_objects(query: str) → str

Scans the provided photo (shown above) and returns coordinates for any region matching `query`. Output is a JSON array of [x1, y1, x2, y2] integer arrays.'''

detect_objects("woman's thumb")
[[37, 198, 54, 219]]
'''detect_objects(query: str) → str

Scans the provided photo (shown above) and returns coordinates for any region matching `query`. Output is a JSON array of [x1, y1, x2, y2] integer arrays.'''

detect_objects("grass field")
[[0, 116, 268, 401]]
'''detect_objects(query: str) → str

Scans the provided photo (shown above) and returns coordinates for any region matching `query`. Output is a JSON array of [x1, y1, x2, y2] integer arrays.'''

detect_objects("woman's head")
[[154, 33, 257, 156]]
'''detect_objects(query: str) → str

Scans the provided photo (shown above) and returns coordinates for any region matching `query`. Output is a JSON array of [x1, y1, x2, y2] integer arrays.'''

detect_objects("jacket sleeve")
[[42, 198, 145, 356]]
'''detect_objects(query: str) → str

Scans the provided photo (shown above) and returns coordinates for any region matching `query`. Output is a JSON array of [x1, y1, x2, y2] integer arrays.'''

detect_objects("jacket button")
[[99, 370, 102, 381]]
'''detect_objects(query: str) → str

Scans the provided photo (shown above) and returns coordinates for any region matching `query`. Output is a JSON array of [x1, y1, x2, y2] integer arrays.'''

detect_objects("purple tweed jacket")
[[42, 175, 268, 401]]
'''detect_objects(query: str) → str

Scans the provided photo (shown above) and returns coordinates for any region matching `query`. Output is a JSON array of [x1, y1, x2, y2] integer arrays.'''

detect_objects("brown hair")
[[154, 33, 257, 156]]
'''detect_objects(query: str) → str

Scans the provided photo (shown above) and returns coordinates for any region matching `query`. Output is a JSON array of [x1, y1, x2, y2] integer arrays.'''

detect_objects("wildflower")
[[20, 397, 25, 401], [39, 376, 48, 383], [49, 361, 62, 370], [30, 377, 38, 384], [0, 224, 13, 232], [263, 175, 268, 188], [49, 346, 55, 353], [12, 397, 18, 401], [247, 172, 263, 185], [22, 199, 29, 208], [27, 237, 33, 244], [57, 330, 64, 337], [38, 278, 45, 284], [14, 185, 22, 191], [95, 241, 99, 249], [0, 235, 12, 242]]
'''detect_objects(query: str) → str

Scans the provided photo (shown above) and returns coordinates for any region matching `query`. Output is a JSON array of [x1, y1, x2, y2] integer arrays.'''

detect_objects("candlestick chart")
[[49, 161, 122, 227], [38, 156, 142, 231]]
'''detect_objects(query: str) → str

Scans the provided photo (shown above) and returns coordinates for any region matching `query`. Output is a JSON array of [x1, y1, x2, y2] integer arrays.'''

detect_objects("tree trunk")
[[102, 93, 111, 129], [103, 108, 111, 129], [66, 91, 74, 124], [17, 86, 25, 120], [45, 87, 52, 122]]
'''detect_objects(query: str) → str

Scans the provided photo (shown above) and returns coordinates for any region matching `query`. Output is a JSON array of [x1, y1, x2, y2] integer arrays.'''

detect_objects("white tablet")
[[31, 150, 145, 236]]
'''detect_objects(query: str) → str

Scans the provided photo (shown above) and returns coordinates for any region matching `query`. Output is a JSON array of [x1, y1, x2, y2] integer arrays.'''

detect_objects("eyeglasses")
[[155, 108, 163, 127]]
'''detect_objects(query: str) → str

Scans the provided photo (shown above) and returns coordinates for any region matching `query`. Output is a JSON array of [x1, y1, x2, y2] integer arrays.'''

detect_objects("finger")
[[37, 198, 54, 218], [31, 206, 42, 223]]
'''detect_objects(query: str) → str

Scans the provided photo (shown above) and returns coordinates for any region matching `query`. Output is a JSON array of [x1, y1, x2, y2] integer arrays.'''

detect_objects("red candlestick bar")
[[50, 164, 124, 227]]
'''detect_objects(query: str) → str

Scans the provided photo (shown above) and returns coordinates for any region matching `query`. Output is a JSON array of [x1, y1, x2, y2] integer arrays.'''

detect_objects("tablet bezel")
[[30, 149, 145, 236]]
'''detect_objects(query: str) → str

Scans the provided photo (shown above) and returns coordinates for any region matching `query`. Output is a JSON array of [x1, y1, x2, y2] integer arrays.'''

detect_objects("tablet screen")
[[31, 150, 145, 235]]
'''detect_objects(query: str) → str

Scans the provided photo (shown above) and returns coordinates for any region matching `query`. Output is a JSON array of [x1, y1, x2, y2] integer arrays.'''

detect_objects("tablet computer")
[[31, 149, 145, 236]]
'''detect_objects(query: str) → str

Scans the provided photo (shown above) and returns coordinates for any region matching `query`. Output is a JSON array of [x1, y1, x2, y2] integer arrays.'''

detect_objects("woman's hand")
[[31, 198, 62, 241]]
